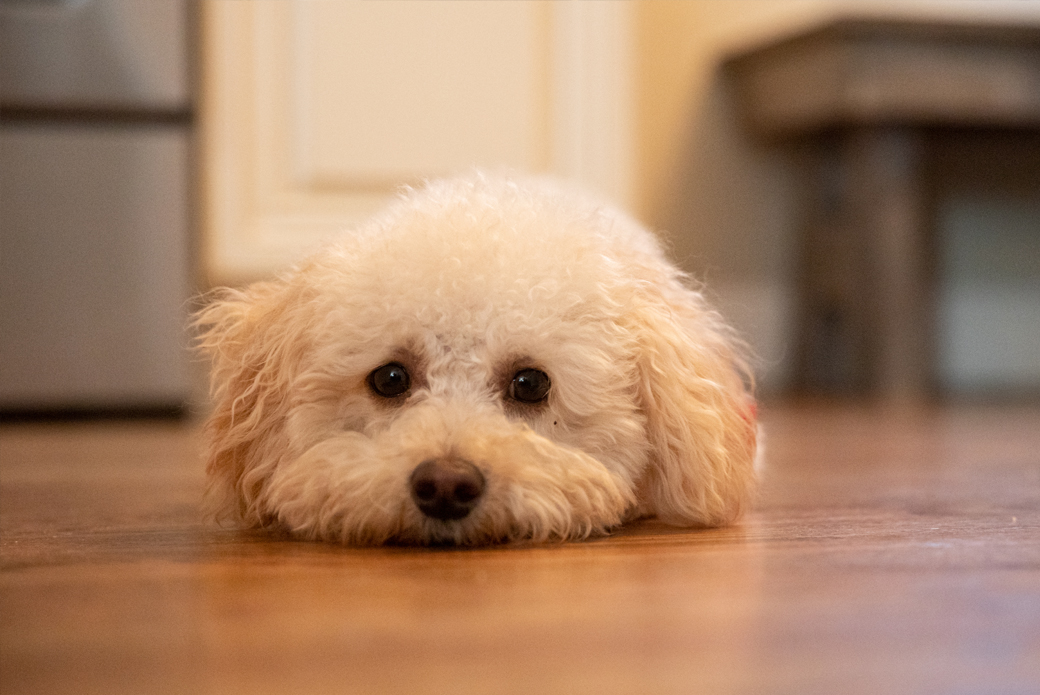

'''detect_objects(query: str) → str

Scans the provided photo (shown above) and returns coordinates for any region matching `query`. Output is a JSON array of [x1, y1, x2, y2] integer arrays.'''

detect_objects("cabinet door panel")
[[296, 1, 548, 185], [201, 0, 631, 285]]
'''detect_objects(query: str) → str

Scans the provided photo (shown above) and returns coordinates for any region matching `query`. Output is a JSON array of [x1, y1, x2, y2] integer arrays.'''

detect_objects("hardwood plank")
[[2, 405, 1039, 694]]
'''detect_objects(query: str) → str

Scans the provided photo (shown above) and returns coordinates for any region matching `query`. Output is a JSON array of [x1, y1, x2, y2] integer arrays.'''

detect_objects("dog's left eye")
[[368, 362, 411, 398], [509, 368, 551, 404]]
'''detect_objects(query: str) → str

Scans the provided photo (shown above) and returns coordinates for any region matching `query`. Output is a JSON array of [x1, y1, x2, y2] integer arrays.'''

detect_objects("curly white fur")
[[195, 173, 758, 545]]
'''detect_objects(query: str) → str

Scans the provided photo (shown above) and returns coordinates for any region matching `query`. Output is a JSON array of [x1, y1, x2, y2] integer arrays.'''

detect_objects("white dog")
[[196, 174, 757, 545]]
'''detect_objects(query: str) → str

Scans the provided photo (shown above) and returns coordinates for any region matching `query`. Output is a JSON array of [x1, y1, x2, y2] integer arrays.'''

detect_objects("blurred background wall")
[[2, 0, 1038, 415]]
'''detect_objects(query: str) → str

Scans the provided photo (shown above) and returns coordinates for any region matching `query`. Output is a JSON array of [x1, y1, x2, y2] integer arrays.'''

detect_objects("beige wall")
[[634, 1, 827, 390]]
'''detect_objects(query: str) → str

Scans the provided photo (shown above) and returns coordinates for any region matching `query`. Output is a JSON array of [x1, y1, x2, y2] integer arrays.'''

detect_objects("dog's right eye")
[[509, 368, 551, 404], [368, 362, 411, 398]]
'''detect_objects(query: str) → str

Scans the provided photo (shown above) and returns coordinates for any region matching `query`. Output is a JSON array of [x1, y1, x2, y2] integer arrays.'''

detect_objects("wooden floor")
[[2, 403, 1038, 695]]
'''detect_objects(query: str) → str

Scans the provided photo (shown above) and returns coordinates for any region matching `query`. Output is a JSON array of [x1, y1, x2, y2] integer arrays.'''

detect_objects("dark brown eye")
[[368, 362, 410, 398], [510, 368, 550, 404]]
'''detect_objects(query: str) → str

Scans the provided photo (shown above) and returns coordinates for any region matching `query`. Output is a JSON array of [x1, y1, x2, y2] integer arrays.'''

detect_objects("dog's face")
[[197, 176, 757, 545]]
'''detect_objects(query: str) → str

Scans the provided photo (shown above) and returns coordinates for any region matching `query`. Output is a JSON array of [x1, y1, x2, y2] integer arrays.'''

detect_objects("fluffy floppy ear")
[[631, 276, 758, 527], [193, 278, 310, 525]]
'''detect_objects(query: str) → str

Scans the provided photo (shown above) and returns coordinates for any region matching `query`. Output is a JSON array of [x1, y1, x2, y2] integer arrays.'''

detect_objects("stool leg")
[[798, 127, 930, 401], [848, 127, 930, 403]]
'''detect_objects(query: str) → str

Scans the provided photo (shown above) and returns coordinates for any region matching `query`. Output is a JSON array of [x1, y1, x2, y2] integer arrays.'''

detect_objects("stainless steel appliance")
[[1, 0, 193, 415]]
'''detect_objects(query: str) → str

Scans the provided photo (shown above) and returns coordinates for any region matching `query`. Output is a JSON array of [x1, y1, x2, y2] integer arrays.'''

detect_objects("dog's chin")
[[386, 517, 501, 547], [273, 499, 621, 547], [393, 508, 621, 547], [340, 516, 613, 547]]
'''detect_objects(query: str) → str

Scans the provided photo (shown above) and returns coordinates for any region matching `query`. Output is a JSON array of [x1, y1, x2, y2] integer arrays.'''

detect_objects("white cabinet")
[[200, 0, 632, 285]]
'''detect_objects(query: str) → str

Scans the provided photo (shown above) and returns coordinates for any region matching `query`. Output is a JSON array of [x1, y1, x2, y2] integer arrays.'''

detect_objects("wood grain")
[[2, 405, 1039, 694]]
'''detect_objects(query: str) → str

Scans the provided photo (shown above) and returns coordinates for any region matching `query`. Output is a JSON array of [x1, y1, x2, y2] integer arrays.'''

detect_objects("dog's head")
[[196, 175, 757, 545]]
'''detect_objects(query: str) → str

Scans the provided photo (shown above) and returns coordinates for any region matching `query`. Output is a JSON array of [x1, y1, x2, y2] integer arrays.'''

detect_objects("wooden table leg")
[[798, 127, 930, 401]]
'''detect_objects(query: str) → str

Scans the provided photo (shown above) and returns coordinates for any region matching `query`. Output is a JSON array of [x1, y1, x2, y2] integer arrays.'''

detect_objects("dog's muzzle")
[[409, 458, 485, 521]]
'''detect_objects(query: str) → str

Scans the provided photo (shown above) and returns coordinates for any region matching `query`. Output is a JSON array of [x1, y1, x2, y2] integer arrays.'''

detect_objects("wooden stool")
[[725, 18, 1040, 401]]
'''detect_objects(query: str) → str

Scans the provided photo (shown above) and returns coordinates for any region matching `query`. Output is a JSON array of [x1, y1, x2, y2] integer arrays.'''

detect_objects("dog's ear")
[[630, 276, 757, 527], [193, 278, 308, 525]]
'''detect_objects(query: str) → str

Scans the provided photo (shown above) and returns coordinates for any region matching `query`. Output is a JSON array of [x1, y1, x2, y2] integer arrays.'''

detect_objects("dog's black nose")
[[409, 458, 485, 521]]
